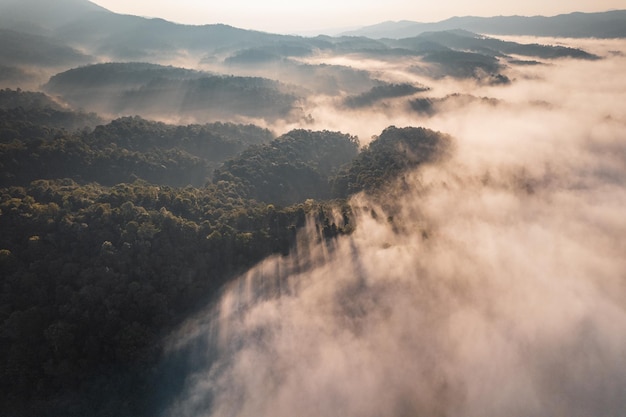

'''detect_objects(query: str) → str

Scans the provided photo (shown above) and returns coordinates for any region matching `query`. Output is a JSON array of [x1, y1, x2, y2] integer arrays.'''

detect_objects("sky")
[[89, 0, 625, 34]]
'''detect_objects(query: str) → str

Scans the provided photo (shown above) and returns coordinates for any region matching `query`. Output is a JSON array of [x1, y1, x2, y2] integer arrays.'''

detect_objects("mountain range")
[[1, 0, 613, 68], [0, 0, 611, 122], [1, 0, 624, 55], [341, 10, 626, 39]]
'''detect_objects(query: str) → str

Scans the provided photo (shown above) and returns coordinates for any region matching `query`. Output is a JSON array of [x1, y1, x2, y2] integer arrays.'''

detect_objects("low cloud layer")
[[163, 39, 626, 417]]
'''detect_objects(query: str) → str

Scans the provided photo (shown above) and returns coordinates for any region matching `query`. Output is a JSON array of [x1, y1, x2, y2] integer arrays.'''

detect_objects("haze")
[[90, 0, 625, 33], [2, 1, 626, 416], [166, 38, 626, 417]]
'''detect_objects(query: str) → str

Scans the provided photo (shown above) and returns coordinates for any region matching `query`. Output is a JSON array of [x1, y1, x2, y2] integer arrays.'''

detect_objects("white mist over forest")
[[2, 2, 626, 414], [163, 38, 626, 417]]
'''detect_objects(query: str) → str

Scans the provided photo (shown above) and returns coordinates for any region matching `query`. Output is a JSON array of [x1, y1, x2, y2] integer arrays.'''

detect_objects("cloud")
[[162, 39, 626, 417]]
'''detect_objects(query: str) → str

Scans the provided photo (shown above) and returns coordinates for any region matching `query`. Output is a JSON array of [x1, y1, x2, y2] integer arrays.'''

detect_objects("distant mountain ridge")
[[342, 10, 626, 39], [0, 0, 622, 65], [1, 1, 624, 51], [0, 0, 609, 107], [0, 0, 296, 60], [0, 28, 91, 67], [0, 0, 110, 34]]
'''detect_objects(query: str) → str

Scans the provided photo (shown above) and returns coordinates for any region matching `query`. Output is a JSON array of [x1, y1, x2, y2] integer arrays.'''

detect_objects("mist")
[[162, 38, 626, 417]]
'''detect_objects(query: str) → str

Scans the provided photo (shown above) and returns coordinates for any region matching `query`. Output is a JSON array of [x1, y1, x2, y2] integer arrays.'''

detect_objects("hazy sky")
[[90, 0, 625, 34]]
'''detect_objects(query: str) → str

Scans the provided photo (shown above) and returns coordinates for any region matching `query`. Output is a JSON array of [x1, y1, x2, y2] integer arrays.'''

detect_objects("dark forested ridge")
[[0, 94, 276, 187], [0, 88, 451, 416], [0, 88, 65, 111], [0, 88, 103, 133], [344, 83, 430, 109], [409, 93, 501, 116], [214, 130, 360, 205], [331, 126, 452, 197]]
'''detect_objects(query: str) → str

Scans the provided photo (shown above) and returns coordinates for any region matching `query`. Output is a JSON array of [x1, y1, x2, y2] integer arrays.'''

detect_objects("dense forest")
[[0, 88, 451, 416]]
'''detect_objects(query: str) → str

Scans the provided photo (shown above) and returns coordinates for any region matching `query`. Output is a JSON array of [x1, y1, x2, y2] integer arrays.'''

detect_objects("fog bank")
[[163, 39, 626, 417]]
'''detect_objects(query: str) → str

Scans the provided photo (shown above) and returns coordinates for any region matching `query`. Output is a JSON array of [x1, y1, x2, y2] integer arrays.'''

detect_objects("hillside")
[[44, 63, 301, 122], [214, 130, 360, 205], [0, 0, 298, 61], [0, 89, 454, 415], [0, 29, 91, 67], [0, 0, 109, 34]]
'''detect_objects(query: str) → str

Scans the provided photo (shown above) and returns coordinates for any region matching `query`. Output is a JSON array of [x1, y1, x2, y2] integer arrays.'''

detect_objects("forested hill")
[[1, 111, 274, 187], [0, 89, 452, 416], [214, 130, 360, 205], [44, 63, 301, 122], [0, 88, 103, 132]]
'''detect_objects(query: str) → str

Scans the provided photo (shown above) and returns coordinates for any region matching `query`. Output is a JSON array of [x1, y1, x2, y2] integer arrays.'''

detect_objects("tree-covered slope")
[[0, 107, 274, 187], [0, 178, 334, 416], [0, 91, 453, 416], [332, 126, 452, 197], [215, 129, 360, 205], [0, 29, 91, 68], [44, 63, 301, 122]]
